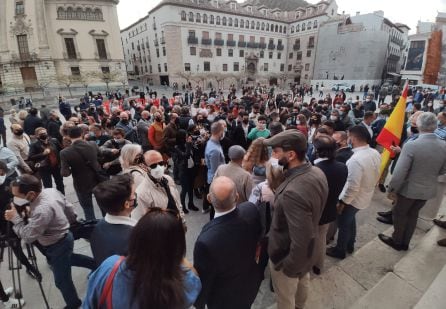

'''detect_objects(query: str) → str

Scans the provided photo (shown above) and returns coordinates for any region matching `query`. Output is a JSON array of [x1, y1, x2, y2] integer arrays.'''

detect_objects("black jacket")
[[90, 219, 133, 266], [316, 159, 348, 224], [335, 147, 354, 164], [47, 119, 63, 143], [28, 138, 62, 169], [231, 123, 255, 150], [60, 140, 102, 193], [23, 115, 43, 136], [194, 202, 262, 309]]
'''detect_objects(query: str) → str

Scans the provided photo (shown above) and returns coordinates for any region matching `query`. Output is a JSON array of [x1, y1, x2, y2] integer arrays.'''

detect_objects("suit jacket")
[[335, 147, 354, 164], [389, 133, 446, 200], [315, 159, 348, 225], [214, 162, 253, 203], [231, 123, 255, 150], [194, 202, 262, 309], [60, 140, 101, 193], [23, 115, 43, 136], [268, 163, 328, 278]]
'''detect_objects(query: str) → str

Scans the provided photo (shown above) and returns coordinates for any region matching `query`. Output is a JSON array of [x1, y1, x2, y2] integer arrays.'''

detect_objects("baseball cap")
[[263, 129, 307, 152]]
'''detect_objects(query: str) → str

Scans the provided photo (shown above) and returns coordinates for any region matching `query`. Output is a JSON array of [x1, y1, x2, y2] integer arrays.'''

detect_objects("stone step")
[[414, 264, 446, 309], [349, 226, 446, 309]]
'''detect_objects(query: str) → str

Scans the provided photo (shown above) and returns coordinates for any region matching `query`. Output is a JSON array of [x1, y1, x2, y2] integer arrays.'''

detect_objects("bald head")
[[144, 150, 163, 166], [208, 176, 238, 212], [120, 112, 129, 120], [333, 131, 348, 148], [141, 110, 150, 120]]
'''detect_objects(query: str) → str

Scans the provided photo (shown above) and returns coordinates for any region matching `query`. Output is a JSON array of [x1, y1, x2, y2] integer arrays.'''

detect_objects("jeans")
[[76, 190, 97, 221], [40, 233, 81, 309], [39, 166, 65, 194], [335, 205, 359, 254]]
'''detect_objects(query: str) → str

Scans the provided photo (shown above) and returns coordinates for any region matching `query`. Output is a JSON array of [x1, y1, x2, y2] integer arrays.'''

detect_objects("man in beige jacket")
[[7, 123, 33, 174]]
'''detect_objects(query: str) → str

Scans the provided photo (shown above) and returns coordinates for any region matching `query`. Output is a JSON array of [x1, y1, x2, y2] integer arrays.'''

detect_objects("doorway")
[[20, 67, 38, 92], [160, 75, 169, 86]]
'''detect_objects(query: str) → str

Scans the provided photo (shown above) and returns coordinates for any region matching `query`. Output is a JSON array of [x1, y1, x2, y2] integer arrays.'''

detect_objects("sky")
[[117, 0, 446, 33]]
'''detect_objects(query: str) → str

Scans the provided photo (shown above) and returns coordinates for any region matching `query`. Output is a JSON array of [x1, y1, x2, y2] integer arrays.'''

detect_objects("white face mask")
[[13, 196, 30, 207], [296, 120, 301, 125], [150, 165, 165, 179], [0, 175, 5, 185]]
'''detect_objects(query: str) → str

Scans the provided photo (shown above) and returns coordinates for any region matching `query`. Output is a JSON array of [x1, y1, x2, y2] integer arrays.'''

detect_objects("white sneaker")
[[3, 297, 25, 309], [3, 287, 13, 297]]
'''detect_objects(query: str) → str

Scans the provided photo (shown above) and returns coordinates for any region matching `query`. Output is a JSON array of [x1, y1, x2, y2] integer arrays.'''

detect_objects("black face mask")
[[121, 119, 129, 124], [39, 134, 48, 141], [155, 117, 162, 122], [243, 119, 249, 124], [410, 126, 419, 134], [14, 129, 24, 136]]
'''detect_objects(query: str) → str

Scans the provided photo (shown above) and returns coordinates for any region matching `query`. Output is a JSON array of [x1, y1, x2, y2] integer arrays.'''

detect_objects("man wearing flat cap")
[[214, 145, 253, 204], [264, 129, 328, 309]]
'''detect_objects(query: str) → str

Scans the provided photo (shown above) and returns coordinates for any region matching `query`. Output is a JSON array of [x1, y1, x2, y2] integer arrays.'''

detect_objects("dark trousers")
[[335, 205, 359, 253], [180, 167, 196, 207], [39, 233, 82, 309], [76, 190, 97, 221], [0, 131, 6, 147], [39, 166, 65, 194], [0, 279, 8, 302], [392, 195, 426, 246]]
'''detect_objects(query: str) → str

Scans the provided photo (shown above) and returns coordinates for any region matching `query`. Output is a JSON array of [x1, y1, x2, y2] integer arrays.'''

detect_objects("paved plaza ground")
[[0, 90, 442, 308]]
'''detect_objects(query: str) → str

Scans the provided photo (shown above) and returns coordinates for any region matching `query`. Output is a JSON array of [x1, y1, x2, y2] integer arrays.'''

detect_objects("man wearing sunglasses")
[[132, 150, 185, 223]]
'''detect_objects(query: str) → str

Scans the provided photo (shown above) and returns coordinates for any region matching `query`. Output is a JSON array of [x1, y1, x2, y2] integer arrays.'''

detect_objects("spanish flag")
[[376, 81, 409, 176]]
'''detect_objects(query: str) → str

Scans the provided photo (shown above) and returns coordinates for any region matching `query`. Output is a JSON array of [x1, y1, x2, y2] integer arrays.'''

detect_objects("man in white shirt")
[[326, 126, 381, 259]]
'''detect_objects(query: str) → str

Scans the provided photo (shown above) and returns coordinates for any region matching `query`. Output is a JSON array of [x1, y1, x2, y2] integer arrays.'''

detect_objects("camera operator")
[[0, 161, 41, 281], [100, 128, 131, 175], [4, 174, 95, 309]]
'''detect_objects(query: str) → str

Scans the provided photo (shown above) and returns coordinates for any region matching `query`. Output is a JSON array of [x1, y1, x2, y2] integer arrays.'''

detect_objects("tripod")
[[0, 235, 50, 309]]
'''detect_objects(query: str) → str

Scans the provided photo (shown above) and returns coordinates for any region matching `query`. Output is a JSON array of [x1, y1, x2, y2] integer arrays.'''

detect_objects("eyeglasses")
[[148, 161, 166, 169]]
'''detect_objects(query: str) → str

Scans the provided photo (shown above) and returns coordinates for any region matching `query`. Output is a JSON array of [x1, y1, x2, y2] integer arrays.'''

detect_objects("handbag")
[[72, 145, 108, 183], [98, 256, 125, 309]]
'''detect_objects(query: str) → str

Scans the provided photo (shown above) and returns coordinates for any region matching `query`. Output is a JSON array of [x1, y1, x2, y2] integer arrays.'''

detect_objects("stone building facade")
[[120, 0, 339, 87], [0, 0, 125, 94]]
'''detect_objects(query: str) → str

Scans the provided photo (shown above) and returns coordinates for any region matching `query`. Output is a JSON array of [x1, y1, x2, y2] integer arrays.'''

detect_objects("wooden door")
[[20, 67, 38, 91]]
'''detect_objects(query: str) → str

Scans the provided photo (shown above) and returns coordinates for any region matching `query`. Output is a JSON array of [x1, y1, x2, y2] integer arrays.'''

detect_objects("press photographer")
[[4, 174, 95, 309]]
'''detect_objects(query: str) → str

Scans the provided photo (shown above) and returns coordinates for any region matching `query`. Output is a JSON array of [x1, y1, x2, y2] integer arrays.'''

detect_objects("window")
[[210, 15, 214, 24], [279, 25, 283, 33], [266, 23, 269, 31], [291, 26, 295, 33], [196, 13, 201, 22], [305, 63, 310, 71], [256, 22, 260, 30], [64, 38, 77, 59], [203, 14, 208, 23], [305, 74, 308, 79], [190, 46, 196, 55], [202, 31, 209, 39], [264, 63, 268, 71], [306, 50, 311, 57], [227, 33, 233, 41], [16, 34, 29, 59], [261, 22, 265, 30], [215, 32, 222, 39], [233, 62, 239, 71], [234, 18, 238, 27], [239, 50, 244, 57], [280, 64, 285, 72], [188, 30, 196, 38], [149, 65, 152, 73], [228, 49, 233, 57], [156, 49, 159, 57], [228, 18, 233, 26], [269, 51, 273, 59], [222, 17, 227, 26], [164, 63, 168, 72], [307, 21, 312, 30], [223, 64, 228, 71], [184, 63, 191, 71], [70, 66, 80, 76], [314, 20, 318, 28], [297, 24, 300, 32], [239, 35, 245, 42], [15, 1, 24, 15], [188, 12, 194, 22], [96, 39, 107, 59], [288, 64, 292, 71], [158, 64, 161, 72], [309, 36, 315, 47], [260, 50, 264, 58], [101, 66, 110, 74], [275, 25, 278, 32], [302, 23, 306, 31], [297, 52, 302, 60], [204, 61, 210, 71], [289, 52, 293, 59], [240, 20, 244, 28], [251, 21, 255, 29], [277, 52, 281, 59], [216, 48, 222, 56], [181, 11, 186, 21], [216, 16, 220, 25], [249, 36, 255, 43]]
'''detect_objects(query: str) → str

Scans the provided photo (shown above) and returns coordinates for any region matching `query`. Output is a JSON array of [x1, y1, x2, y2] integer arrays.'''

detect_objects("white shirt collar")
[[314, 157, 329, 164], [213, 206, 236, 219], [352, 145, 370, 152], [105, 213, 137, 227]]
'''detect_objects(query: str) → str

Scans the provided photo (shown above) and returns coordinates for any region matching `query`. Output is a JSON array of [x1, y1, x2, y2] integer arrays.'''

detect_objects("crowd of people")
[[0, 82, 446, 309]]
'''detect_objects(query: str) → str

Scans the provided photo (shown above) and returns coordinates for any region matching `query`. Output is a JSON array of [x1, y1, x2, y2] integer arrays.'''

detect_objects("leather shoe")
[[377, 216, 393, 225], [347, 246, 354, 254], [326, 247, 346, 259], [312, 266, 321, 275], [377, 210, 392, 218], [433, 219, 446, 229], [378, 184, 386, 193], [437, 238, 446, 247], [378, 234, 403, 251]]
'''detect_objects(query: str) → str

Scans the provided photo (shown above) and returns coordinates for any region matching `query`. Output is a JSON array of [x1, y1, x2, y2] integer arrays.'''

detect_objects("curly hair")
[[242, 137, 269, 172]]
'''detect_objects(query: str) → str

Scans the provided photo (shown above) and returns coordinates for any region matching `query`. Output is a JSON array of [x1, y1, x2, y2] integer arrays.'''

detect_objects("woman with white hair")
[[119, 144, 148, 188]]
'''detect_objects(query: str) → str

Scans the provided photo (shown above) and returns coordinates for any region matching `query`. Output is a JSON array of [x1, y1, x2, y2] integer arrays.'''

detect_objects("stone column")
[[0, 0, 8, 52], [35, 0, 49, 49]]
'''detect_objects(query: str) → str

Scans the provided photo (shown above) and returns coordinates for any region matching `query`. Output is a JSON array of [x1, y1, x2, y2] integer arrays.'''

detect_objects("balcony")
[[187, 36, 198, 44], [268, 44, 276, 50], [277, 44, 284, 51], [307, 43, 315, 49], [259, 43, 267, 49], [201, 38, 212, 45], [238, 41, 247, 47], [293, 44, 300, 50], [247, 42, 259, 48], [214, 39, 224, 46], [226, 40, 236, 47]]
